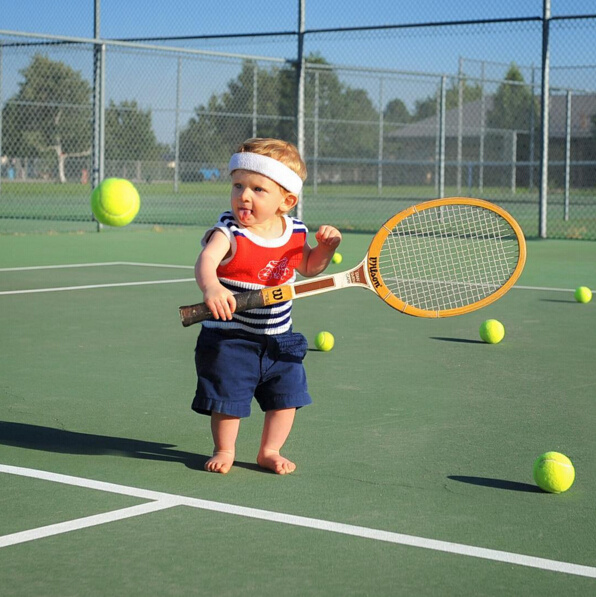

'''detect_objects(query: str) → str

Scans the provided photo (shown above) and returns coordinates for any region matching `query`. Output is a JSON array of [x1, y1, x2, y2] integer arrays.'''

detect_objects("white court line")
[[0, 261, 581, 296], [1, 464, 595, 579], [0, 500, 176, 548], [0, 262, 195, 296], [0, 262, 193, 272], [514, 284, 575, 292], [0, 278, 194, 296]]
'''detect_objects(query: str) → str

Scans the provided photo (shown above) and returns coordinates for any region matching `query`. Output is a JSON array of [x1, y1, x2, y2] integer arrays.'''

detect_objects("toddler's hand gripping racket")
[[179, 197, 526, 326]]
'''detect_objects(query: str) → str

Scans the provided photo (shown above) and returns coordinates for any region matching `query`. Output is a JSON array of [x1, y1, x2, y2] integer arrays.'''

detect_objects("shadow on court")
[[430, 337, 485, 344], [448, 475, 542, 493], [0, 421, 266, 473]]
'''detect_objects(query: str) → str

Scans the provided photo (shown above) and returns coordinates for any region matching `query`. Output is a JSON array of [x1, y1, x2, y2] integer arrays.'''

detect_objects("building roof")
[[391, 93, 596, 139]]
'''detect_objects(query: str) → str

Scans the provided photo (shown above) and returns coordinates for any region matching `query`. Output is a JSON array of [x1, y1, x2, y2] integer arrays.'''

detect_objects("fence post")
[[313, 70, 319, 195], [539, 0, 551, 238], [0, 42, 3, 195], [253, 63, 258, 137], [479, 60, 485, 193], [91, 0, 106, 231], [438, 75, 446, 199], [564, 90, 572, 220], [378, 77, 384, 195], [457, 57, 463, 195], [173, 57, 182, 193], [295, 0, 305, 221]]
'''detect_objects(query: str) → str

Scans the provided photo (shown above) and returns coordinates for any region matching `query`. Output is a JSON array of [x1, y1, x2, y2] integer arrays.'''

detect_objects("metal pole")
[[0, 42, 3, 194], [295, 0, 305, 221], [511, 130, 517, 194], [539, 0, 551, 238], [438, 75, 446, 199], [173, 57, 181, 193], [564, 90, 571, 221], [313, 70, 319, 195], [252, 63, 258, 137], [529, 64, 536, 190], [378, 77, 384, 195], [91, 0, 105, 231], [457, 57, 463, 194], [479, 61, 485, 193], [434, 87, 440, 196]]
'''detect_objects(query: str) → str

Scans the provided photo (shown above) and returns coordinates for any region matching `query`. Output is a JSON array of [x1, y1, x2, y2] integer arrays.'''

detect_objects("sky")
[[2, 1, 595, 144]]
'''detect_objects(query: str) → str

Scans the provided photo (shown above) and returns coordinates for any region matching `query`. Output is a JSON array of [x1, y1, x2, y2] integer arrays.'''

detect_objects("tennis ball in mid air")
[[332, 252, 343, 264], [479, 319, 505, 344], [574, 286, 592, 303], [315, 331, 335, 352], [533, 451, 575, 493], [91, 178, 140, 227]]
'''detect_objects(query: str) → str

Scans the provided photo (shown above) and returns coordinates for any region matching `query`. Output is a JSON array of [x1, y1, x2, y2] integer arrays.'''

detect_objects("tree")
[[384, 99, 411, 125], [2, 54, 92, 183], [179, 60, 295, 168], [412, 78, 482, 122], [486, 64, 538, 131], [105, 100, 162, 161], [178, 54, 381, 166]]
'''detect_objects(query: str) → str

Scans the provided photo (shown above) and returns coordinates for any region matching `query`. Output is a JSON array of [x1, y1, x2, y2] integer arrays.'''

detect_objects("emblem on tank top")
[[258, 257, 291, 282]]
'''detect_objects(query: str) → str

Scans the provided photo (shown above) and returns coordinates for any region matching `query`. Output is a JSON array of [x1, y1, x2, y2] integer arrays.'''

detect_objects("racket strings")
[[379, 204, 521, 311]]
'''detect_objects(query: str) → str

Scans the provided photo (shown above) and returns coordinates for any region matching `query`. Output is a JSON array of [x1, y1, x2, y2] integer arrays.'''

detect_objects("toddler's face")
[[230, 169, 292, 226]]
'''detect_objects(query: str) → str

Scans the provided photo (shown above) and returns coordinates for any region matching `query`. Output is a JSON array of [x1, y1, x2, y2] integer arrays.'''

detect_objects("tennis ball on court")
[[315, 331, 335, 352], [574, 286, 592, 303], [533, 451, 575, 493], [332, 252, 343, 264], [479, 319, 505, 344], [91, 178, 140, 227]]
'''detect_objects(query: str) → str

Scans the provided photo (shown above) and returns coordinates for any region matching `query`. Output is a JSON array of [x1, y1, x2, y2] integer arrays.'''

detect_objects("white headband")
[[228, 152, 303, 194]]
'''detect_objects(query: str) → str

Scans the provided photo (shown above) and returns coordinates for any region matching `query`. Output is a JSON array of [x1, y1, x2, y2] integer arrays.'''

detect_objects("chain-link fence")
[[1, 2, 596, 238]]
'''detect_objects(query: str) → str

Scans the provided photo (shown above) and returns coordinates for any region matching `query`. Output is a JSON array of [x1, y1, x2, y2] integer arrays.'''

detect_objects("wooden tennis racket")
[[179, 197, 526, 326]]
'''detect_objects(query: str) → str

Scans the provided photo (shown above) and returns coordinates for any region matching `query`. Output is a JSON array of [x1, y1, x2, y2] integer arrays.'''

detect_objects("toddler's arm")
[[297, 225, 342, 278], [195, 230, 236, 320]]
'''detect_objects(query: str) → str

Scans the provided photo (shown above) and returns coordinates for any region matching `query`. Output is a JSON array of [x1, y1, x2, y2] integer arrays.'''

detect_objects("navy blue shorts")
[[192, 326, 312, 418]]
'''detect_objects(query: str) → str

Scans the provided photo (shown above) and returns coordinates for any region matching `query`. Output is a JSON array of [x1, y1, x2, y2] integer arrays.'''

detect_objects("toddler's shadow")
[[0, 421, 269, 474]]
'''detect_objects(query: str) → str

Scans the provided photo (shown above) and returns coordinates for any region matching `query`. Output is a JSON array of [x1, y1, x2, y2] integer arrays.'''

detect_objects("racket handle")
[[179, 289, 266, 327]]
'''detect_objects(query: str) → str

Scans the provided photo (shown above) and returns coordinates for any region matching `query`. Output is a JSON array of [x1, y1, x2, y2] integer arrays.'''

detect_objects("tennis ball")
[[314, 331, 334, 352], [479, 319, 505, 344], [574, 286, 592, 303], [332, 252, 343, 264], [533, 451, 575, 493], [91, 178, 140, 227]]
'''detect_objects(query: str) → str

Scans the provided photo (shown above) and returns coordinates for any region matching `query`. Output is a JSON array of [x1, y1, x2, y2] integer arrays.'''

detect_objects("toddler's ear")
[[279, 193, 298, 213]]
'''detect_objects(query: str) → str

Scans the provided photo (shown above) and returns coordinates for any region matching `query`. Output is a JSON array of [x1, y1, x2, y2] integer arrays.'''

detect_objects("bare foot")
[[204, 450, 234, 474], [257, 449, 296, 475]]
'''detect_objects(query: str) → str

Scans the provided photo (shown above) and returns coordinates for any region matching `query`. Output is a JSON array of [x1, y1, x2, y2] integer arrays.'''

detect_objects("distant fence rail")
[[1, 3, 596, 239]]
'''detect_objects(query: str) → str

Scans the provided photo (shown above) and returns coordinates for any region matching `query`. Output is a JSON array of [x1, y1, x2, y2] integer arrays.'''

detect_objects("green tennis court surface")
[[1, 229, 595, 596]]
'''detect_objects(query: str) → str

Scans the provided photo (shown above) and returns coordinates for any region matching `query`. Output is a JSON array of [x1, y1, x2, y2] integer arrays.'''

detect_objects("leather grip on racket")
[[179, 290, 266, 327]]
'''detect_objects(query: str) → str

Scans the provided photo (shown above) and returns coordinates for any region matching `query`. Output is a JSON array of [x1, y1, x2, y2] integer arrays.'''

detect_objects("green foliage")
[[487, 64, 539, 131], [178, 54, 380, 164], [2, 54, 92, 158], [412, 78, 482, 122], [105, 100, 163, 160]]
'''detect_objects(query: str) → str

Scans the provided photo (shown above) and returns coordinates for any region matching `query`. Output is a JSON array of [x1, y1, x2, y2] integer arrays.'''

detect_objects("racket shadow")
[[430, 337, 485, 344], [448, 475, 541, 493]]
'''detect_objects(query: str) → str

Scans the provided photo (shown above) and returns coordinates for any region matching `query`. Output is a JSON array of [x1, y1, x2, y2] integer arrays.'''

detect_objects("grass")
[[0, 180, 595, 239]]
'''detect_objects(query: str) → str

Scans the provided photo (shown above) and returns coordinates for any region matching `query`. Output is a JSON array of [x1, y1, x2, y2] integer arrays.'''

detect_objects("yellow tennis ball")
[[479, 319, 505, 344], [574, 286, 592, 303], [533, 451, 575, 493], [314, 331, 334, 352], [332, 252, 343, 264], [91, 178, 140, 227]]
